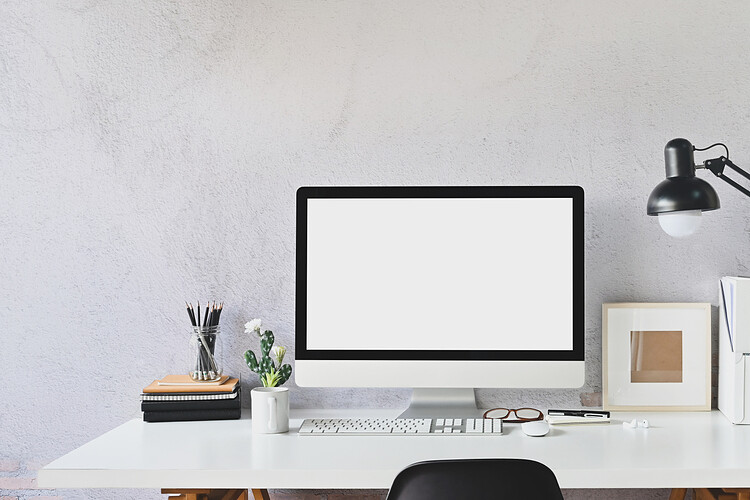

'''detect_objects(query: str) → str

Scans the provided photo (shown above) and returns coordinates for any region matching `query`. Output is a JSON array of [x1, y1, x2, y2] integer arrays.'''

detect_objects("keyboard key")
[[493, 419, 503, 433]]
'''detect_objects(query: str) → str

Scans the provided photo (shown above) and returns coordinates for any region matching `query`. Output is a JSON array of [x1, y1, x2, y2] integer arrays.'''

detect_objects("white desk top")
[[39, 409, 750, 490]]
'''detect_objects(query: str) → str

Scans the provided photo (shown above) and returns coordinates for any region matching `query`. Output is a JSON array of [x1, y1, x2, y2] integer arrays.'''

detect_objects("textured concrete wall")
[[2, 0, 749, 499]]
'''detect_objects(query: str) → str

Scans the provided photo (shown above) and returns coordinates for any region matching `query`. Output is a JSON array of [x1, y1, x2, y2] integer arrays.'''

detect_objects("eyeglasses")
[[482, 407, 543, 423]]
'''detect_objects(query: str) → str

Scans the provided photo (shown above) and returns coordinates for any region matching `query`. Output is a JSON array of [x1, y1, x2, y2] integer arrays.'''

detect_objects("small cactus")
[[244, 330, 292, 387]]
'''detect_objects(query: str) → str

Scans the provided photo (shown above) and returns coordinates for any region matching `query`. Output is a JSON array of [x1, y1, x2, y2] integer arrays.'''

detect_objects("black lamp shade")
[[646, 177, 720, 215], [646, 138, 721, 215]]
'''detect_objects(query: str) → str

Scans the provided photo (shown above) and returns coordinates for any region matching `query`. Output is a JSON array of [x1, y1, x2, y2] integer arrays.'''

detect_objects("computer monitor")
[[295, 186, 584, 417]]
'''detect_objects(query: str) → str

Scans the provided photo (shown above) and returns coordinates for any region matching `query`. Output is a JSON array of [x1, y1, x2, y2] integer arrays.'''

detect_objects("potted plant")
[[243, 318, 292, 387]]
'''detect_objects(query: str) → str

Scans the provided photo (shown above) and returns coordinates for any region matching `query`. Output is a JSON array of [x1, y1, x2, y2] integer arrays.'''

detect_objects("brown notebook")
[[143, 375, 239, 393], [158, 374, 230, 386]]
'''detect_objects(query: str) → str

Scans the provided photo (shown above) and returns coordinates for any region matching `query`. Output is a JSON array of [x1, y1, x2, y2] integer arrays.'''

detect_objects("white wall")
[[2, 1, 750, 498]]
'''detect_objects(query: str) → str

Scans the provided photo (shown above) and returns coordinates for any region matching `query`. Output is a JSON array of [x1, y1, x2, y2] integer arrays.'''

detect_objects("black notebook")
[[143, 408, 241, 423], [141, 395, 240, 413]]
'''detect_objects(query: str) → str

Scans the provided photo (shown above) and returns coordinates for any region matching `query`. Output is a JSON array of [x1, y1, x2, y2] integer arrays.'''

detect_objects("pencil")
[[186, 302, 196, 327]]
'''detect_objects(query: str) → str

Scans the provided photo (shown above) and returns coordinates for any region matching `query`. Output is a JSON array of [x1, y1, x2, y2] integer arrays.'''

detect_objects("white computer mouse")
[[521, 420, 550, 437]]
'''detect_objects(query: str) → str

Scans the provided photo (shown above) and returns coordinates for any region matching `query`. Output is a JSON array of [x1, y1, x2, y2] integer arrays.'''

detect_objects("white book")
[[718, 276, 750, 424], [547, 415, 610, 425], [141, 390, 239, 402]]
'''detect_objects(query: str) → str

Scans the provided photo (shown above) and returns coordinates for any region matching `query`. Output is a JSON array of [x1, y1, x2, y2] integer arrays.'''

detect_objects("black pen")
[[548, 409, 610, 418]]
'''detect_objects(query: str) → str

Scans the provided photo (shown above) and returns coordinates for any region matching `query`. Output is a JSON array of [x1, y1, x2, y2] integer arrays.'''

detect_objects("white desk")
[[38, 409, 750, 492]]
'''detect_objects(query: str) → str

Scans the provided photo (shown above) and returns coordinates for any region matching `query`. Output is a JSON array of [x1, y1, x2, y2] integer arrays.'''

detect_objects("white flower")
[[271, 345, 286, 366], [244, 318, 263, 336]]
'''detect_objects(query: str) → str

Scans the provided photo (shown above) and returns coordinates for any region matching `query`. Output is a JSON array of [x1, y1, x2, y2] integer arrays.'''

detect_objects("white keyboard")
[[298, 418, 503, 435]]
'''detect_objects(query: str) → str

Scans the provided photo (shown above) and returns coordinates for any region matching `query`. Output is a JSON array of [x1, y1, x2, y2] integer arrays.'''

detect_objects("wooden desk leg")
[[217, 490, 249, 500], [670, 489, 688, 500], [162, 489, 211, 500], [695, 488, 716, 500], [721, 489, 750, 500], [251, 489, 270, 500], [691, 488, 750, 500], [161, 488, 266, 500]]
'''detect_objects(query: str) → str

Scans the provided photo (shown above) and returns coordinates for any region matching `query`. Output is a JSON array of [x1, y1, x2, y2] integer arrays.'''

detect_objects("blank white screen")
[[306, 197, 573, 351]]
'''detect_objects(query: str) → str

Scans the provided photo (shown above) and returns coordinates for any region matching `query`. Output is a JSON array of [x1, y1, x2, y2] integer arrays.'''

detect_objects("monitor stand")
[[397, 388, 482, 419]]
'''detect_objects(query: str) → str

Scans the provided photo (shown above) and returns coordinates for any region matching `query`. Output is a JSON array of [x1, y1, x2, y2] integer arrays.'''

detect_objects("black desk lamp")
[[647, 138, 750, 237]]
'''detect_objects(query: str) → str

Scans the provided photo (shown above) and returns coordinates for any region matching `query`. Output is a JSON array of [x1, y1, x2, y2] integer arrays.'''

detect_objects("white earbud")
[[623, 418, 649, 429]]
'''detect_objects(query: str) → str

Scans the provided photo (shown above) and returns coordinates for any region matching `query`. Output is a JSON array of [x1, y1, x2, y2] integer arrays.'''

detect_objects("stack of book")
[[141, 375, 241, 422]]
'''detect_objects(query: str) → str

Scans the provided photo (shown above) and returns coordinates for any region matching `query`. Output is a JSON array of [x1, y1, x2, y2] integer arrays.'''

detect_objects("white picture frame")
[[602, 303, 711, 411]]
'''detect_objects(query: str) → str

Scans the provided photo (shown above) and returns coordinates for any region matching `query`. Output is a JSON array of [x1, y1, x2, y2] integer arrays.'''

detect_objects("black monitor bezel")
[[296, 186, 584, 361]]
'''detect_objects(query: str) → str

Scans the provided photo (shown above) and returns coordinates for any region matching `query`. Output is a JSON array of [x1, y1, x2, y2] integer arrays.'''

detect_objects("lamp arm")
[[701, 156, 750, 199]]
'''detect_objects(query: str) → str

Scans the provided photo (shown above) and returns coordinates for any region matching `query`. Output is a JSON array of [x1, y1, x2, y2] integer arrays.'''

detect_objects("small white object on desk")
[[521, 420, 550, 437], [623, 419, 649, 429]]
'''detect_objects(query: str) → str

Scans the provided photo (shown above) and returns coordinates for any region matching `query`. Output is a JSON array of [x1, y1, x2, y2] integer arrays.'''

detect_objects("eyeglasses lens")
[[515, 408, 542, 420], [484, 408, 511, 419]]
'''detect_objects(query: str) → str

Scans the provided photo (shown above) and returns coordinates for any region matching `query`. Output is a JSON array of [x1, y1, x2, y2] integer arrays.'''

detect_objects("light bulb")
[[657, 210, 702, 238]]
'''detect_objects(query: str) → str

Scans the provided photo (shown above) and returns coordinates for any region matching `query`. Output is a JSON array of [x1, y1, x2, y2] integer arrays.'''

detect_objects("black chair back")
[[386, 458, 564, 500]]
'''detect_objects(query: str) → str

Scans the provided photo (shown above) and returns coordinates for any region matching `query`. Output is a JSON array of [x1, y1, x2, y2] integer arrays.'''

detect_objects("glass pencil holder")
[[189, 325, 222, 381]]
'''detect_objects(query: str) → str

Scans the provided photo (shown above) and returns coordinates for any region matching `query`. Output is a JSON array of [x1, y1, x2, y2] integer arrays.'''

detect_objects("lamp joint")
[[704, 157, 727, 177]]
